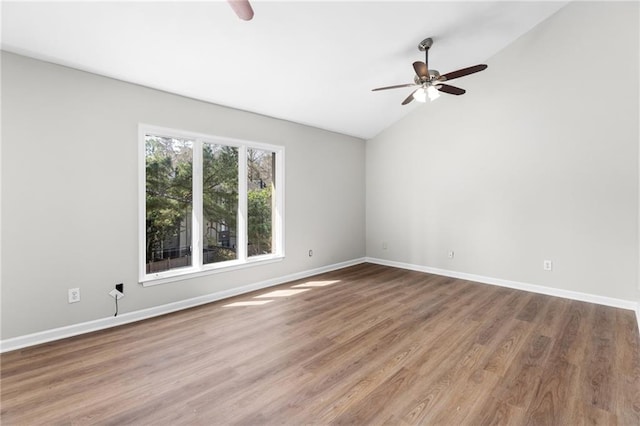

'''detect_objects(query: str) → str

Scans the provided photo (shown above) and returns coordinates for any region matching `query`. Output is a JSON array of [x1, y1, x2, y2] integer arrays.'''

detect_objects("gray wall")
[[366, 1, 639, 301], [1, 52, 366, 339], [2, 1, 639, 342]]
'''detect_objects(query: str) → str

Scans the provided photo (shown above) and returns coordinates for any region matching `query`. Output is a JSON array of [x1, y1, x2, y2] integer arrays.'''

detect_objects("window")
[[140, 125, 284, 285]]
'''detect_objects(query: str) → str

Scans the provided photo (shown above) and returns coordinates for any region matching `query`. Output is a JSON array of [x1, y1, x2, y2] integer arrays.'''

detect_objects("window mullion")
[[192, 139, 203, 269], [274, 149, 284, 256], [237, 145, 248, 261]]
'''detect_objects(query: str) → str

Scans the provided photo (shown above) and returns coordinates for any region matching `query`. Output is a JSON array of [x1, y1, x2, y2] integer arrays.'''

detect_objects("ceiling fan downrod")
[[418, 37, 433, 77]]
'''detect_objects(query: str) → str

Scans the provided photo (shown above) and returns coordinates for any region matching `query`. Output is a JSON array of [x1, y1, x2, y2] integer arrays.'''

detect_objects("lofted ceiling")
[[1, 1, 568, 139]]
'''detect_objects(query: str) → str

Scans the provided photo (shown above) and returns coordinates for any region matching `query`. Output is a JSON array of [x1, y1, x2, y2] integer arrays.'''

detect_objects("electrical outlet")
[[109, 289, 124, 300], [543, 260, 553, 271], [68, 288, 80, 303], [448, 250, 455, 259], [308, 249, 313, 257], [116, 283, 124, 294], [382, 241, 388, 250]]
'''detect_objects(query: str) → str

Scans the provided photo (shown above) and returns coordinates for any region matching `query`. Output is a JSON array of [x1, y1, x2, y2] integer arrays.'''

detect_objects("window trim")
[[138, 124, 285, 286]]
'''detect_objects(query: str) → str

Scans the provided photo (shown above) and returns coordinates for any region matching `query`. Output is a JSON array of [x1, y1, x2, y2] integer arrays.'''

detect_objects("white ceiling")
[[1, 1, 569, 139]]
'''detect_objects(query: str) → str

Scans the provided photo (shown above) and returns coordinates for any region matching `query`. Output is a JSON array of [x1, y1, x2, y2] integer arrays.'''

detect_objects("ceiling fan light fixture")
[[427, 85, 440, 101], [413, 87, 427, 103]]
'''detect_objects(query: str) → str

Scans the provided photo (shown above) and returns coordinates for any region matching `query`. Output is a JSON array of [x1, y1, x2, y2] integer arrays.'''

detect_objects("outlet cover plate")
[[68, 288, 80, 303], [109, 289, 124, 300]]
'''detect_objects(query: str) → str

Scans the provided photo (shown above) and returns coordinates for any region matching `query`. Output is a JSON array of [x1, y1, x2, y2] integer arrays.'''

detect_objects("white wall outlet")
[[68, 288, 80, 303], [382, 241, 388, 250], [308, 249, 313, 257], [448, 250, 455, 259], [543, 260, 553, 271], [109, 289, 124, 300]]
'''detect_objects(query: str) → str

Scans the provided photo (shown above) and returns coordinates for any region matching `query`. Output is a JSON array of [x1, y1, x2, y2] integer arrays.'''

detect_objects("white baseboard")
[[366, 257, 639, 312], [3, 257, 637, 353], [0, 258, 367, 353]]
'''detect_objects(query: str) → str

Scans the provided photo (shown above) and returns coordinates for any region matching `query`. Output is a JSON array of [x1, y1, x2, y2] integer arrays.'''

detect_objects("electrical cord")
[[114, 295, 119, 317]]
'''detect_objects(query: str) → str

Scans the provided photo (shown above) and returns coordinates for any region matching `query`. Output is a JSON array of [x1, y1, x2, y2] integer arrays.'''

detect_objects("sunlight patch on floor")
[[255, 289, 311, 298], [222, 282, 335, 308]]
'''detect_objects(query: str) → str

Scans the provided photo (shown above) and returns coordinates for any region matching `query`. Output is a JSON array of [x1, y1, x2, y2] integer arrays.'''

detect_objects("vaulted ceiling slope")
[[1, 1, 569, 139]]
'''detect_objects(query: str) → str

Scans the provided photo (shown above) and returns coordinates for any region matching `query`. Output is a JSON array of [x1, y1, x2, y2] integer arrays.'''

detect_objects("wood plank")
[[494, 334, 552, 408], [580, 305, 616, 412], [547, 300, 594, 364], [615, 309, 640, 425], [476, 397, 526, 425], [523, 359, 579, 425]]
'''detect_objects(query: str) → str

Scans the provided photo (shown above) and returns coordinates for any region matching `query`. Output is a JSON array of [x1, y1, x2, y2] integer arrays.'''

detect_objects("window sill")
[[140, 255, 284, 287]]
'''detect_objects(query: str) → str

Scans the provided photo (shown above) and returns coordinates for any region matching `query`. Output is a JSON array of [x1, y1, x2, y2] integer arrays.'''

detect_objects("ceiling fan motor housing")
[[414, 70, 440, 85]]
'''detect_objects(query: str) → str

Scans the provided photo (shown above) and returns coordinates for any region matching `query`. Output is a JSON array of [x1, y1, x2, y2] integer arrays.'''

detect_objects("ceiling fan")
[[372, 37, 487, 105], [227, 0, 254, 21]]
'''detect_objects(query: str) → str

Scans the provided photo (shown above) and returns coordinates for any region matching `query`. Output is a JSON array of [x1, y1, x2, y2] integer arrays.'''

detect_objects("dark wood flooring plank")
[[615, 309, 640, 425], [476, 396, 526, 426], [516, 293, 550, 323], [524, 359, 579, 425], [483, 319, 535, 378], [580, 305, 616, 412], [547, 300, 594, 364], [494, 333, 552, 409]]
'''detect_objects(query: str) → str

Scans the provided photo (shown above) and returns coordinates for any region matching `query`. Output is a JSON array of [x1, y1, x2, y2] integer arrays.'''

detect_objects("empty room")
[[1, 1, 639, 424]]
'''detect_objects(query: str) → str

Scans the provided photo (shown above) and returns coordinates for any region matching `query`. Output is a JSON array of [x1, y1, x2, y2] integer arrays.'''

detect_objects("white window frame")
[[139, 124, 285, 286]]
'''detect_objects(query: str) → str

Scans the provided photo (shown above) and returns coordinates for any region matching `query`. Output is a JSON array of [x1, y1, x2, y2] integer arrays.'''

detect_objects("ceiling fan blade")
[[413, 61, 429, 79], [372, 83, 415, 92], [227, 0, 254, 20], [437, 84, 466, 95], [402, 89, 419, 105], [439, 64, 487, 82]]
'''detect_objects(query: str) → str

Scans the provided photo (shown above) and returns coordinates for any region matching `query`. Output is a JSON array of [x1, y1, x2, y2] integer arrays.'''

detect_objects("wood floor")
[[1, 263, 639, 425]]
